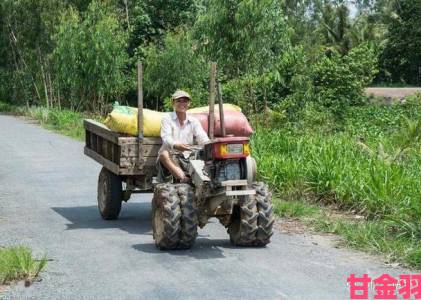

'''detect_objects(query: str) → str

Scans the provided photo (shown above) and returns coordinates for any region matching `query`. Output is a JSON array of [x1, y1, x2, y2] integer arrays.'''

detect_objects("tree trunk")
[[8, 24, 42, 104]]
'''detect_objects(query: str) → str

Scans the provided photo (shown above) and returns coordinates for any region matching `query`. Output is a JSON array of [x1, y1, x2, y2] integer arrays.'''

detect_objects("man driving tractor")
[[84, 64, 274, 250], [157, 90, 209, 183]]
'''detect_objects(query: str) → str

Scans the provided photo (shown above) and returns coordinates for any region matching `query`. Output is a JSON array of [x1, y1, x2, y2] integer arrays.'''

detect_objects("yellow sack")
[[104, 105, 164, 137], [104, 103, 242, 136], [187, 103, 241, 113]]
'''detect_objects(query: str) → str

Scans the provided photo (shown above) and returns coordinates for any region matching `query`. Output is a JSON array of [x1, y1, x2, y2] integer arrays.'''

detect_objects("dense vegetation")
[[252, 95, 421, 268], [1, 0, 420, 110], [0, 0, 420, 268]]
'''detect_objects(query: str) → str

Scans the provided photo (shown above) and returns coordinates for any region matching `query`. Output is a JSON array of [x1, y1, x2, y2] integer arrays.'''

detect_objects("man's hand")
[[173, 143, 192, 151]]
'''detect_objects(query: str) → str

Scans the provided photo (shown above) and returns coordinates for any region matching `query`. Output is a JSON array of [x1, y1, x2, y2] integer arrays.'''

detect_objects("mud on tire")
[[228, 182, 274, 246], [228, 195, 258, 246], [152, 183, 181, 250], [176, 184, 198, 249], [152, 183, 198, 250], [252, 182, 274, 246]]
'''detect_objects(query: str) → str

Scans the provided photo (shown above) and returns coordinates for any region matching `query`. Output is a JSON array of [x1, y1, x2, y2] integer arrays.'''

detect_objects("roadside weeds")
[[0, 246, 47, 288], [274, 198, 421, 270]]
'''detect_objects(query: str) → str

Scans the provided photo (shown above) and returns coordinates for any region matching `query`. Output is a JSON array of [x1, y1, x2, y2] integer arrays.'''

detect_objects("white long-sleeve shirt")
[[159, 112, 210, 155]]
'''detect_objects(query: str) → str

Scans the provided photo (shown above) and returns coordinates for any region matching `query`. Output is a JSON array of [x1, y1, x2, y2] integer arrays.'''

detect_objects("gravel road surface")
[[0, 115, 409, 300]]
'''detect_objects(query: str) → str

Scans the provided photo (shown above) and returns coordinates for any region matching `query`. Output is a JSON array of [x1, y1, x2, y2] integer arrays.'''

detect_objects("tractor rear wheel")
[[176, 184, 198, 249], [97, 167, 122, 220], [228, 195, 258, 246], [152, 183, 181, 250], [253, 182, 274, 246]]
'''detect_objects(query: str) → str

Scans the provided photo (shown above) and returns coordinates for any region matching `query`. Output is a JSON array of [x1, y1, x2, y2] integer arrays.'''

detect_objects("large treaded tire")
[[152, 184, 181, 250], [176, 184, 198, 249], [97, 167, 122, 220], [228, 195, 258, 246], [253, 182, 274, 246]]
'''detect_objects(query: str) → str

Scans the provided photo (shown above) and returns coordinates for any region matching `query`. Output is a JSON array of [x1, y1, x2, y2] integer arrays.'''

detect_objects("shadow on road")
[[53, 203, 259, 260], [52, 202, 152, 235], [132, 236, 256, 260]]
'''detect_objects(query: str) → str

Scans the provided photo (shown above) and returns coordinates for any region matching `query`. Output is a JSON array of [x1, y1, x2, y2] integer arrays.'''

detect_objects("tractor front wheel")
[[228, 182, 274, 246], [177, 184, 198, 249], [152, 184, 181, 250], [152, 183, 198, 250], [253, 182, 274, 246], [228, 195, 258, 246]]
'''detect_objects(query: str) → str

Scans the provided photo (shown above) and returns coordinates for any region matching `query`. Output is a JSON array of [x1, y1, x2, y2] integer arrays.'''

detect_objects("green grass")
[[0, 101, 19, 113], [314, 218, 421, 266], [23, 106, 86, 140], [274, 198, 319, 218], [253, 101, 421, 269], [276, 199, 421, 268], [0, 102, 95, 141], [0, 246, 47, 285]]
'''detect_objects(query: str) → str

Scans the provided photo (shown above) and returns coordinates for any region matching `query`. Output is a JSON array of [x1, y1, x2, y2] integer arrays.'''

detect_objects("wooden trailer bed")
[[84, 119, 161, 176]]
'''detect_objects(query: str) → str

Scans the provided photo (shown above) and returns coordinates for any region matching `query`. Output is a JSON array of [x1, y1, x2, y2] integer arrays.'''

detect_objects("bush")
[[404, 92, 421, 107], [311, 43, 378, 115]]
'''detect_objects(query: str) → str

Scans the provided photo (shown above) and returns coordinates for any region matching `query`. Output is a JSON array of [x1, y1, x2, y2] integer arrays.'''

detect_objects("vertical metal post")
[[208, 62, 217, 140], [137, 61, 144, 167], [137, 62, 144, 140], [217, 80, 226, 137]]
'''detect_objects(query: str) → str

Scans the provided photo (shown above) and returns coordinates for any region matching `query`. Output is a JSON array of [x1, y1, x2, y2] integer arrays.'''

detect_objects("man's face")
[[173, 97, 190, 113]]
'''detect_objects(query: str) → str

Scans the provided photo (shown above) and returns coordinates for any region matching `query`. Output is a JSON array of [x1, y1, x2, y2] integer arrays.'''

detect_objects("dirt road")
[[0, 115, 409, 299], [365, 87, 421, 100]]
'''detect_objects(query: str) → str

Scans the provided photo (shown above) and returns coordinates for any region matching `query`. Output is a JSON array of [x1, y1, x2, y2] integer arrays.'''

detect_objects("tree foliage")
[[53, 1, 129, 112], [195, 0, 290, 78], [379, 0, 421, 85], [312, 43, 379, 112], [143, 30, 207, 110], [0, 0, 416, 114], [0, 0, 64, 106]]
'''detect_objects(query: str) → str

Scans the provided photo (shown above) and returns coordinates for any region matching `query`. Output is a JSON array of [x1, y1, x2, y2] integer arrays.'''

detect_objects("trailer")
[[83, 63, 161, 219]]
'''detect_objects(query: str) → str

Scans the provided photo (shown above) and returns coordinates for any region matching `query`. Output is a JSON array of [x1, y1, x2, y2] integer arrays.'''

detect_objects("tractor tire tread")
[[176, 184, 198, 249], [97, 167, 122, 220], [252, 182, 274, 246], [228, 195, 258, 246], [152, 184, 181, 250]]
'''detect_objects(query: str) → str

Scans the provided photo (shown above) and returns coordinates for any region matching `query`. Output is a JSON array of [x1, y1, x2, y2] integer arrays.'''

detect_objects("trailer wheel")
[[252, 182, 274, 246], [97, 167, 122, 220], [152, 183, 181, 250], [228, 195, 258, 246], [176, 184, 198, 249]]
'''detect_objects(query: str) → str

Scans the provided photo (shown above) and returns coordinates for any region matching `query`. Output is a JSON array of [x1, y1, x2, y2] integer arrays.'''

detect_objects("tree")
[[0, 0, 65, 106], [53, 1, 129, 112], [380, 0, 421, 85], [194, 0, 290, 78], [143, 30, 207, 110], [123, 0, 199, 57], [319, 3, 352, 55]]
